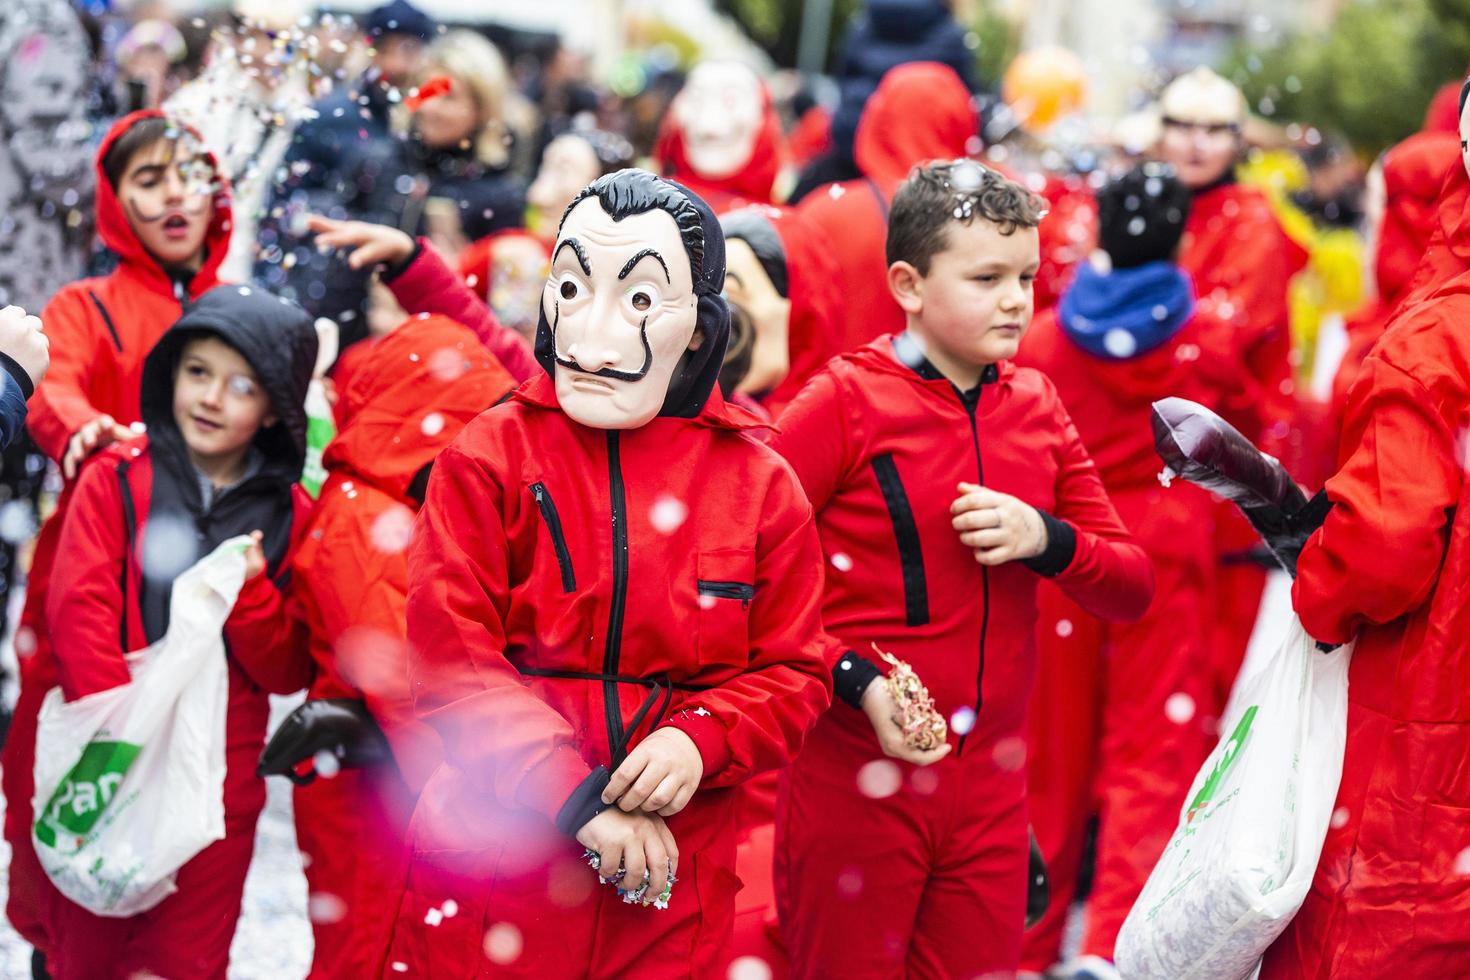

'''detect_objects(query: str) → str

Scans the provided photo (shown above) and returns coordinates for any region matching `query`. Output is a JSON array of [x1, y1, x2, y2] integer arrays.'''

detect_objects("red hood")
[[655, 81, 782, 211], [1377, 131, 1461, 304], [512, 371, 772, 433], [854, 62, 976, 193], [95, 110, 234, 298], [1422, 79, 1463, 134], [1400, 154, 1470, 307], [759, 206, 842, 412], [324, 315, 517, 498]]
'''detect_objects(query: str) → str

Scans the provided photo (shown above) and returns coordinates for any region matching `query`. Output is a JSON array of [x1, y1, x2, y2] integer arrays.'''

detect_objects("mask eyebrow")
[[553, 237, 592, 276], [618, 248, 670, 284]]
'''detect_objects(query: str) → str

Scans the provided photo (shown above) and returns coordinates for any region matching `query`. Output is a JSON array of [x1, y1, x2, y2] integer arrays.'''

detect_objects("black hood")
[[534, 169, 730, 419], [140, 283, 318, 474]]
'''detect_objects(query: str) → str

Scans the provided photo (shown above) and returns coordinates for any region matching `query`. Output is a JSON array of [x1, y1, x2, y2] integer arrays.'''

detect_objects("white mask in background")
[[671, 62, 763, 180]]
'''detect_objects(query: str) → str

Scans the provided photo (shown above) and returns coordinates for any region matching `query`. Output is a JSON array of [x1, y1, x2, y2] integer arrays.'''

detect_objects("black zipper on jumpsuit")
[[602, 431, 631, 766], [957, 382, 989, 756], [530, 482, 576, 592]]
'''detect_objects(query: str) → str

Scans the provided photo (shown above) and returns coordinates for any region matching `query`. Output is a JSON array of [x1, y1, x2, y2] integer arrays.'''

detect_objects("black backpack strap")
[[115, 461, 138, 653]]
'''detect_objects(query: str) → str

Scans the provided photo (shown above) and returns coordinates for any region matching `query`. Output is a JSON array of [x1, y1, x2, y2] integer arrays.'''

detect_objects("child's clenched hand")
[[860, 681, 952, 766], [603, 728, 703, 817], [950, 483, 1048, 566], [576, 808, 678, 895], [243, 530, 266, 580]]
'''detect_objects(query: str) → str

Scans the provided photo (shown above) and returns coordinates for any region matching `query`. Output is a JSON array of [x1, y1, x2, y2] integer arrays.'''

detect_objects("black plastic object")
[[1151, 397, 1330, 576], [1025, 828, 1050, 930], [256, 698, 393, 786]]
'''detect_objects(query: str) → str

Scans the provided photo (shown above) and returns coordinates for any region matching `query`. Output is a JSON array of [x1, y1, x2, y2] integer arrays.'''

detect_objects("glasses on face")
[[1162, 116, 1240, 139]]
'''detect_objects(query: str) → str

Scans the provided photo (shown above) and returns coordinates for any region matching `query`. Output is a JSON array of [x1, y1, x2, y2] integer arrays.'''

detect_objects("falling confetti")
[[857, 759, 903, 799], [830, 552, 854, 573], [371, 504, 416, 555], [1165, 692, 1197, 725], [307, 892, 347, 924], [648, 495, 689, 535], [1054, 618, 1074, 638], [421, 412, 446, 437], [727, 956, 774, 980], [483, 922, 524, 964]]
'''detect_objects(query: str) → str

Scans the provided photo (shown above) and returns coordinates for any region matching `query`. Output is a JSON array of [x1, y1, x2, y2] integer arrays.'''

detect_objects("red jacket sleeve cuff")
[[515, 744, 595, 823], [661, 708, 734, 781]]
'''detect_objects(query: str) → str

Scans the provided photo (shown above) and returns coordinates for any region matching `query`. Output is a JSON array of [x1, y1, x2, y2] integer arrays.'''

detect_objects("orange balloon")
[[1002, 46, 1088, 131]]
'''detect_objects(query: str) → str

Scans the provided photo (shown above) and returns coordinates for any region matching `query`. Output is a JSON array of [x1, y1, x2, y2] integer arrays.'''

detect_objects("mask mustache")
[[550, 300, 654, 383]]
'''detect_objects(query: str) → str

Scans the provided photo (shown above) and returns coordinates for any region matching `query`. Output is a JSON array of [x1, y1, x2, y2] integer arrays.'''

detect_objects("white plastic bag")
[[1114, 619, 1351, 980], [31, 537, 252, 916]]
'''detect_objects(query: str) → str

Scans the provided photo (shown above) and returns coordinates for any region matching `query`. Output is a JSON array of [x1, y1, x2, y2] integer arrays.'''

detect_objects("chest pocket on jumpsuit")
[[695, 547, 755, 668]]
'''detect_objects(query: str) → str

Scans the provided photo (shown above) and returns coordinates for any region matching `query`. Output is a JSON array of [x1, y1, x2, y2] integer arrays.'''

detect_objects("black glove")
[[1151, 398, 1330, 576], [1025, 828, 1049, 930], [256, 698, 393, 786]]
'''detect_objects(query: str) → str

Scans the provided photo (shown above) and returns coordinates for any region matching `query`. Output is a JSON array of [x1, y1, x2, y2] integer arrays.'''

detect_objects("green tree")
[[712, 0, 862, 69], [1223, 0, 1469, 156]]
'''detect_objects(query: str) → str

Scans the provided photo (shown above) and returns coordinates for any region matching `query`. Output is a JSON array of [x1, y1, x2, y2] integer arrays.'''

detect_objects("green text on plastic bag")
[[34, 740, 142, 850], [1184, 705, 1258, 826]]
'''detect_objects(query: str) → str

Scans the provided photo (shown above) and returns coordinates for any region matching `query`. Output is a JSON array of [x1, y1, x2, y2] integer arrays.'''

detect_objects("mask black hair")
[[720, 209, 789, 298], [538, 168, 730, 418], [102, 116, 177, 189]]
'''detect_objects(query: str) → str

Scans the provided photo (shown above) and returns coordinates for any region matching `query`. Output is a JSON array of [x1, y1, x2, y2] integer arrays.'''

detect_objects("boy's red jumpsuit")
[[290, 315, 515, 978], [653, 79, 783, 214], [1178, 181, 1308, 716], [1, 109, 233, 954], [1017, 302, 1238, 965], [770, 338, 1154, 978], [1261, 250, 1470, 978], [382, 372, 834, 977]]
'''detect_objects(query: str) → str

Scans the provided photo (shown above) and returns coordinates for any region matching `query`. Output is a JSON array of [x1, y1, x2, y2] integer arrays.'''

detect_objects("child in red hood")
[[44, 284, 317, 979], [1017, 164, 1240, 975], [654, 61, 783, 214], [772, 160, 1153, 979], [1, 110, 233, 961], [282, 315, 516, 978]]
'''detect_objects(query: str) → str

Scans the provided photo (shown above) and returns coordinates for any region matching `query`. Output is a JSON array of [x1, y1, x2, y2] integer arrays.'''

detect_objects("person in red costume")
[[773, 160, 1154, 979], [44, 284, 318, 979], [720, 205, 842, 416], [0, 110, 232, 966], [1386, 83, 1470, 313], [379, 169, 834, 977], [1017, 164, 1240, 978], [1333, 130, 1460, 423], [1157, 67, 1308, 719], [654, 61, 782, 214], [797, 61, 978, 352], [1259, 74, 1470, 979], [264, 314, 516, 979]]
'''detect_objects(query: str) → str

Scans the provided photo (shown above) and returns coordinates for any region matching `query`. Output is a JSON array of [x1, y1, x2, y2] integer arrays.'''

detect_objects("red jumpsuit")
[[1333, 132, 1459, 426], [382, 373, 834, 977], [1178, 181, 1308, 716], [290, 315, 515, 978], [796, 62, 977, 351], [1260, 260, 1470, 977], [770, 339, 1154, 979], [1017, 297, 1238, 966], [1, 110, 233, 956], [653, 82, 782, 214]]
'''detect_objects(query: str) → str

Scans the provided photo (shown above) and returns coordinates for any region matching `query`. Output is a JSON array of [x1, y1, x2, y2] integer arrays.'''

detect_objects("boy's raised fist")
[[0, 305, 50, 392]]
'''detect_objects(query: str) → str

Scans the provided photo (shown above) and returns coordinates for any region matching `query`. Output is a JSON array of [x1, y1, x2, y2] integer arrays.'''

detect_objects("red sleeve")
[[1293, 355, 1460, 644], [48, 456, 132, 700], [661, 462, 836, 785], [29, 286, 106, 462], [223, 490, 313, 694], [1044, 401, 1156, 622], [405, 441, 592, 824], [385, 240, 537, 383], [769, 368, 855, 515]]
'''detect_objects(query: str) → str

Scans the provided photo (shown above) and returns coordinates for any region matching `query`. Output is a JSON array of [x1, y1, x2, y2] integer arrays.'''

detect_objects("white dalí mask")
[[672, 62, 763, 180], [545, 197, 701, 429]]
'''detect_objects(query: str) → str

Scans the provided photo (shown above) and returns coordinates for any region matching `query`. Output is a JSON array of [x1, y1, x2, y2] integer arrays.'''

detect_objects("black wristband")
[[379, 239, 424, 283], [554, 765, 611, 838], [0, 351, 33, 400], [1021, 510, 1076, 578], [832, 651, 884, 709]]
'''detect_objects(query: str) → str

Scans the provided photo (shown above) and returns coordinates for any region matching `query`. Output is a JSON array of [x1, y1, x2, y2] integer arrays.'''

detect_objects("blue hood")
[[1057, 261, 1195, 360]]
